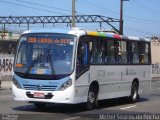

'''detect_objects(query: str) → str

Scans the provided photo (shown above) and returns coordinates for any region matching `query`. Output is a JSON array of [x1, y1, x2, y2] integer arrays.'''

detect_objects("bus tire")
[[86, 86, 98, 110], [129, 81, 139, 103], [34, 102, 46, 109]]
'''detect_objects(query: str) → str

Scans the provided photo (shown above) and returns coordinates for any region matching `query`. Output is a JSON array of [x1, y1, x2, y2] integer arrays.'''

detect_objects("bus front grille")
[[22, 84, 57, 91]]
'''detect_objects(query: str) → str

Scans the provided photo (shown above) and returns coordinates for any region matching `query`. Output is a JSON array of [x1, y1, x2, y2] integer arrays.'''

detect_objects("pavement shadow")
[[97, 96, 149, 109], [13, 103, 87, 114], [13, 96, 149, 114]]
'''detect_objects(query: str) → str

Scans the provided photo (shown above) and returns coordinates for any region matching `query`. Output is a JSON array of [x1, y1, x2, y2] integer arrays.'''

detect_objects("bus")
[[0, 40, 17, 55], [12, 28, 151, 109]]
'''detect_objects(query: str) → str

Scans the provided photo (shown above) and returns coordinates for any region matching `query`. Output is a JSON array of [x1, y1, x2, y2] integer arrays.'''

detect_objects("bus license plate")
[[34, 92, 45, 98]]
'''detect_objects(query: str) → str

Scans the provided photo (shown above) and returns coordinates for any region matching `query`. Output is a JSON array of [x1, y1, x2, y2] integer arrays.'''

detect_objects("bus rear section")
[[73, 33, 151, 109]]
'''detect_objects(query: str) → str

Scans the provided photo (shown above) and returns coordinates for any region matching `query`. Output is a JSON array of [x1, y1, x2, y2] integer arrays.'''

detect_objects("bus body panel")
[[12, 72, 77, 104], [74, 65, 151, 103], [12, 83, 75, 103], [74, 71, 90, 103]]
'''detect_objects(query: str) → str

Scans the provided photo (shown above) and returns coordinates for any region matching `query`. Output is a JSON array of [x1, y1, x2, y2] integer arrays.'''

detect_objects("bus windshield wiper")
[[47, 50, 56, 76], [23, 49, 56, 77], [23, 53, 44, 77]]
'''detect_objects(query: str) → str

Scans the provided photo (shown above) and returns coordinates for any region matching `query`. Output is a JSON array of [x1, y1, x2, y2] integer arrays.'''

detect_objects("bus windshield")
[[14, 33, 76, 80]]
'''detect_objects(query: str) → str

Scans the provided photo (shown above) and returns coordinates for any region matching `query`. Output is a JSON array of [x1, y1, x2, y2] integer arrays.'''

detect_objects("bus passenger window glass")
[[103, 39, 108, 64], [127, 41, 132, 63], [140, 43, 150, 64], [115, 40, 121, 63], [144, 43, 150, 63], [89, 39, 94, 64], [90, 38, 103, 64], [107, 40, 115, 64], [132, 42, 139, 64], [89, 41, 93, 64], [95, 38, 103, 64], [90, 39, 97, 64], [89, 42, 92, 51], [119, 41, 127, 64]]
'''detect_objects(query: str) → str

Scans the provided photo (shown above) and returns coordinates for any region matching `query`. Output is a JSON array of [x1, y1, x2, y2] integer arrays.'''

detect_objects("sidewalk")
[[0, 80, 12, 90]]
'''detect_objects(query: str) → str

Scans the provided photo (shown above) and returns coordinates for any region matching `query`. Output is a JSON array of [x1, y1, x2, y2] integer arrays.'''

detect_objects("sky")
[[0, 0, 160, 37]]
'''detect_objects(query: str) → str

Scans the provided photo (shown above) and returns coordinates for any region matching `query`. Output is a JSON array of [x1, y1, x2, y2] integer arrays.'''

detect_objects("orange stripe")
[[16, 63, 23, 68]]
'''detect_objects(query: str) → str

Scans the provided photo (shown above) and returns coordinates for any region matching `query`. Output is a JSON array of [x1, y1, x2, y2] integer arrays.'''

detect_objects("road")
[[0, 80, 160, 120]]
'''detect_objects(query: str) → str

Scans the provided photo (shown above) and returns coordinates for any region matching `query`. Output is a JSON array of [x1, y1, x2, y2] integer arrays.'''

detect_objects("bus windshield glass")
[[14, 33, 76, 80]]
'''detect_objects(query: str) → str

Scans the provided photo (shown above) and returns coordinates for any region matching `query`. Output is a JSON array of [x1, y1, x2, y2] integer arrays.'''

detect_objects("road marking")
[[120, 105, 136, 110], [63, 117, 80, 120]]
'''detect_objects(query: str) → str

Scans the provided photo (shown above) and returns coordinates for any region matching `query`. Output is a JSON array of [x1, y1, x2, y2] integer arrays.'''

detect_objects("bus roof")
[[22, 28, 150, 42], [86, 31, 150, 42], [22, 28, 71, 34]]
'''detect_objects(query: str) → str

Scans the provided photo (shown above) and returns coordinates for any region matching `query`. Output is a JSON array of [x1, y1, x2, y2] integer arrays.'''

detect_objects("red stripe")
[[113, 34, 122, 39]]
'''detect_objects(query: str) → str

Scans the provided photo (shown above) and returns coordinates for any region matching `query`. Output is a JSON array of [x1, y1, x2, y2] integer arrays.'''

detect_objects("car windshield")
[[14, 33, 76, 80]]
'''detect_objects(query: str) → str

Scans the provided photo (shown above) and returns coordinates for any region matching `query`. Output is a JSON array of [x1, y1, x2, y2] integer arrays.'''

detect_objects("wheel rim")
[[88, 91, 95, 103], [132, 83, 138, 101], [133, 87, 137, 100]]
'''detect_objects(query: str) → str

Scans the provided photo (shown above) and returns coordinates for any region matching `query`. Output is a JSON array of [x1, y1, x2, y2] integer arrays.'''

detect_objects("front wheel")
[[86, 86, 98, 110], [129, 82, 139, 103]]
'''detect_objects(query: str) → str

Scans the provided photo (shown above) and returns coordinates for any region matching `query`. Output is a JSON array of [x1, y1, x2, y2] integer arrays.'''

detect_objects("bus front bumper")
[[12, 83, 75, 104]]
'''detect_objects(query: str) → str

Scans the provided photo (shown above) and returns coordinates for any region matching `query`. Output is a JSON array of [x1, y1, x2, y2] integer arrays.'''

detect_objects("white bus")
[[12, 28, 151, 109]]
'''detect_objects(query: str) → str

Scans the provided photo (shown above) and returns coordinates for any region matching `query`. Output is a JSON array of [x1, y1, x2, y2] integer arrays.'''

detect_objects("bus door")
[[76, 42, 89, 78]]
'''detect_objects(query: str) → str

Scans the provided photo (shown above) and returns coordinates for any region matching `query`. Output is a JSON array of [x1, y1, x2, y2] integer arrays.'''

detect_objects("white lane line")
[[63, 117, 81, 120], [120, 105, 136, 110]]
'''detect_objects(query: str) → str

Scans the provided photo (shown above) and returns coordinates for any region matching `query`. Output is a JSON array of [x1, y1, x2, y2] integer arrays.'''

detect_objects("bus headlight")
[[12, 77, 21, 89], [59, 79, 72, 90]]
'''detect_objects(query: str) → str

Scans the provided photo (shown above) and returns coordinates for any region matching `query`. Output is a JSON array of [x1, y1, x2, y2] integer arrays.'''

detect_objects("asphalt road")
[[0, 80, 160, 120]]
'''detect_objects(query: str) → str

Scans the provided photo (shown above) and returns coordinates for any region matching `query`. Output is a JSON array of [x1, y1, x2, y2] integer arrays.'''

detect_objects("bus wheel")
[[86, 86, 98, 110], [130, 82, 139, 103], [34, 102, 46, 109]]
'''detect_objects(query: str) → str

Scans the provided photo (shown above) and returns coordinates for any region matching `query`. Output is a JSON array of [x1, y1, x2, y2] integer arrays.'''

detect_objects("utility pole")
[[72, 0, 76, 27], [120, 0, 129, 35]]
